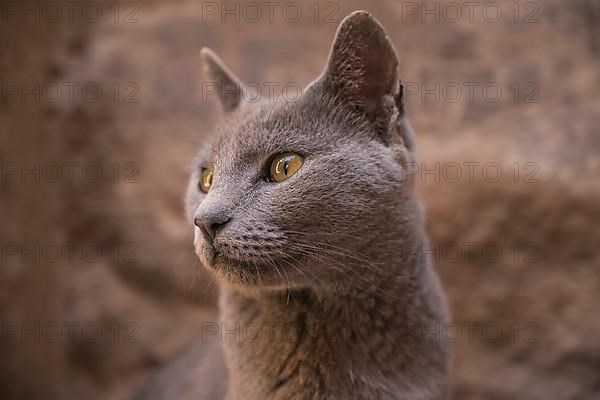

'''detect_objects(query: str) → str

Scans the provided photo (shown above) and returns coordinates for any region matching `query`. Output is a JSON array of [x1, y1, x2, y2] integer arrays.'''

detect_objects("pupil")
[[283, 161, 289, 175]]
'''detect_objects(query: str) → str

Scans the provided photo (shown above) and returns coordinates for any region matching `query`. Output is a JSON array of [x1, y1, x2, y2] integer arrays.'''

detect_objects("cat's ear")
[[320, 11, 400, 121], [200, 47, 245, 112]]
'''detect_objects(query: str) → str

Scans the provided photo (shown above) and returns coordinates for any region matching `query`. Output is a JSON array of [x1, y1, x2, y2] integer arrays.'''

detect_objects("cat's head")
[[187, 11, 419, 290]]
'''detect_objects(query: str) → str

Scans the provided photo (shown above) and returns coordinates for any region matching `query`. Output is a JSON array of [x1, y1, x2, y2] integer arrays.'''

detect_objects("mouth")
[[202, 245, 246, 271], [210, 250, 252, 271], [198, 244, 286, 287], [202, 245, 222, 268], [212, 250, 225, 265], [194, 235, 307, 288]]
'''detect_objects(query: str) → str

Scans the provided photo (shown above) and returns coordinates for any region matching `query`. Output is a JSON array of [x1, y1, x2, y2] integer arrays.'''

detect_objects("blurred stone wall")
[[1, 0, 599, 399]]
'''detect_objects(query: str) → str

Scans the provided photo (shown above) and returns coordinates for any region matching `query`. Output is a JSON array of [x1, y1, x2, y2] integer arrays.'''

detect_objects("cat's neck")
[[218, 247, 449, 399]]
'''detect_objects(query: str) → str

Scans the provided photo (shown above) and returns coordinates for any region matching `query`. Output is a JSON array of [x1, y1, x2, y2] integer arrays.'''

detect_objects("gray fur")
[[138, 10, 450, 400]]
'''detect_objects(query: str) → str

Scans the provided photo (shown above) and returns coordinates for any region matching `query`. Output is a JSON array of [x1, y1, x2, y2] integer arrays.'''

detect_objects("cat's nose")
[[194, 213, 230, 242]]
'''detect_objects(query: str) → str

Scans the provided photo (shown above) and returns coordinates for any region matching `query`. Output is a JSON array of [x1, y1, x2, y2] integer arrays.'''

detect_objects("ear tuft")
[[200, 47, 244, 112], [322, 11, 399, 120]]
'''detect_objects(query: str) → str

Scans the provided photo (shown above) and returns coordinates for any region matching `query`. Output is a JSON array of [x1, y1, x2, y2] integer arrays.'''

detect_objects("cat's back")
[[133, 335, 227, 400]]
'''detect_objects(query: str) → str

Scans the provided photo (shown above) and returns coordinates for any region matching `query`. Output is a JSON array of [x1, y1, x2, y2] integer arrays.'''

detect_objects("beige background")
[[1, 0, 600, 399]]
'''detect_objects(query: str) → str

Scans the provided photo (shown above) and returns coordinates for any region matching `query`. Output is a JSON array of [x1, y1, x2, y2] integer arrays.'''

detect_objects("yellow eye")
[[269, 153, 303, 182], [199, 166, 214, 193]]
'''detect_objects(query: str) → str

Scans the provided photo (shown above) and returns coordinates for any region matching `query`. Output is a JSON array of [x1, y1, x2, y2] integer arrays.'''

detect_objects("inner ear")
[[200, 47, 245, 113], [321, 11, 400, 121]]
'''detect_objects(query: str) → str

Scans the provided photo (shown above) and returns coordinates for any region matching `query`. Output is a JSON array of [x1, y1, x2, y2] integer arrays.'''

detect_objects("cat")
[[135, 10, 450, 400]]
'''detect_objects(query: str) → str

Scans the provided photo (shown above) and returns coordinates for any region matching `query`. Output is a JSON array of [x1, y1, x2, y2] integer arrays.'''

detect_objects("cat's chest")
[[218, 296, 403, 399]]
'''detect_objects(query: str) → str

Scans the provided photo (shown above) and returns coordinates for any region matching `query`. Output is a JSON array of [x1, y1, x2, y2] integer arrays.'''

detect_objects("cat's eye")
[[199, 166, 214, 193], [268, 153, 303, 183]]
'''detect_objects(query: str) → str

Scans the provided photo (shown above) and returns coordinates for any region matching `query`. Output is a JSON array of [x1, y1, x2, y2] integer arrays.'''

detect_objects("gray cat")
[[136, 10, 450, 400]]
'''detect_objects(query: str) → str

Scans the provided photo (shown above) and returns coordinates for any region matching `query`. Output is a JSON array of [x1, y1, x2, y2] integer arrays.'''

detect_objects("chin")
[[193, 236, 314, 289], [198, 251, 301, 290], [210, 257, 266, 287]]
